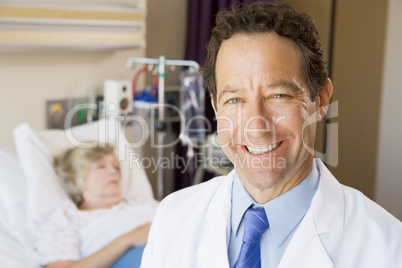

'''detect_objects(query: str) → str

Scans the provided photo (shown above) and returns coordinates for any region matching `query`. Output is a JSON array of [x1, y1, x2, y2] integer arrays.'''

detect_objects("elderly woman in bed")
[[36, 145, 157, 268]]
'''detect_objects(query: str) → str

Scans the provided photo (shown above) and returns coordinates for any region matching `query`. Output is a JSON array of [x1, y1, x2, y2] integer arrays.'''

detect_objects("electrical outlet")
[[46, 99, 69, 129], [46, 97, 90, 129]]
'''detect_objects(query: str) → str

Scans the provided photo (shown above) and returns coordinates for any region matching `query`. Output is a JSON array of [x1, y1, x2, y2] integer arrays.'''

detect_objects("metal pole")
[[126, 56, 200, 200], [156, 56, 166, 200], [127, 57, 199, 71]]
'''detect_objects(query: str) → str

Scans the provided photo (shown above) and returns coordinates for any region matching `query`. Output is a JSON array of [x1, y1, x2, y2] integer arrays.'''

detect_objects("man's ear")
[[317, 78, 333, 119], [211, 94, 218, 115]]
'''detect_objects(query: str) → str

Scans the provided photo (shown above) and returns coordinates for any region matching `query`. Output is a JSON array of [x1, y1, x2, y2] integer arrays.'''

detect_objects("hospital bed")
[[0, 119, 154, 267]]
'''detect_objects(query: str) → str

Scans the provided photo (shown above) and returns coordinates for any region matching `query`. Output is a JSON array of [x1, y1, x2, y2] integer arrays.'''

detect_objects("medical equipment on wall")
[[126, 56, 200, 200], [46, 97, 90, 129], [46, 79, 134, 130], [103, 80, 133, 117]]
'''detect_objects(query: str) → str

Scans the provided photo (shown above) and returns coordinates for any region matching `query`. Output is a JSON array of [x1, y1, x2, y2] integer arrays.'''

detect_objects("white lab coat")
[[141, 159, 402, 268]]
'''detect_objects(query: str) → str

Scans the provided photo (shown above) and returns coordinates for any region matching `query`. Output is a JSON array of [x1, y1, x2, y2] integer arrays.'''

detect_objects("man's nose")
[[243, 103, 274, 138]]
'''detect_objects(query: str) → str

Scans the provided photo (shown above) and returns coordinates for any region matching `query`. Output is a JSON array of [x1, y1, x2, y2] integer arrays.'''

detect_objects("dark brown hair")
[[204, 2, 328, 104]]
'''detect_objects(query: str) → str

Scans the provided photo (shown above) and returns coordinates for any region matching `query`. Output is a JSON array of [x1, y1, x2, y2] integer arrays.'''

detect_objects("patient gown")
[[35, 197, 158, 266]]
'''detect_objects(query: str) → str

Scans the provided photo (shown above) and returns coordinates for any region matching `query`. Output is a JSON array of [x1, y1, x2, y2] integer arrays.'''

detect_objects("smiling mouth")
[[246, 141, 282, 155]]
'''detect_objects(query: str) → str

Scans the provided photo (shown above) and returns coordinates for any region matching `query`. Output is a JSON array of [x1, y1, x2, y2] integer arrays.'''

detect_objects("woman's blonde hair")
[[54, 144, 116, 207]]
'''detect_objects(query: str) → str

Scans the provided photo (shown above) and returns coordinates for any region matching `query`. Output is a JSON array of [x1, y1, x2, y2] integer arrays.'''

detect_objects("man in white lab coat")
[[141, 2, 402, 268]]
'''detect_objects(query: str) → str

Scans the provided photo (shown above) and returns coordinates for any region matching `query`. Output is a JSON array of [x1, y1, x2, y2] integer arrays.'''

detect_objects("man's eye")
[[273, 94, 289, 98], [228, 98, 241, 104]]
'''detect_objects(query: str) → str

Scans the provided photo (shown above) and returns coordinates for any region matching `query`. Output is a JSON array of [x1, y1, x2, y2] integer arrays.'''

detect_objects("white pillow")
[[13, 118, 154, 232], [0, 146, 36, 249]]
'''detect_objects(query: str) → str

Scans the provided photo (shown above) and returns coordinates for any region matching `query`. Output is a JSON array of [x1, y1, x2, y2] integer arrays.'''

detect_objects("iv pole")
[[126, 56, 199, 200]]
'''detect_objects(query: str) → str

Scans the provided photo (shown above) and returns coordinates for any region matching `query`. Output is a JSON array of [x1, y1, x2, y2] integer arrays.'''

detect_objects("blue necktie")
[[234, 207, 269, 268]]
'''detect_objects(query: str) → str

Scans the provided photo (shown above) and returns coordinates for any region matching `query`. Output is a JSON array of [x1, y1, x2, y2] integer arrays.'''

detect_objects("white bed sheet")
[[0, 215, 41, 267], [0, 146, 40, 266], [0, 120, 157, 266]]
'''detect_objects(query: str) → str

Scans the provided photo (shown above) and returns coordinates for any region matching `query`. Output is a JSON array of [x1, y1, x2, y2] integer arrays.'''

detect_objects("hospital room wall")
[[329, 0, 387, 203], [375, 0, 402, 220], [0, 49, 146, 148], [329, 0, 402, 220], [326, 0, 387, 199]]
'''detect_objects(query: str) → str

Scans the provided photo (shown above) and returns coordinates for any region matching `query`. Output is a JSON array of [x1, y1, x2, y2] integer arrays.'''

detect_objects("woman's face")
[[81, 153, 121, 207]]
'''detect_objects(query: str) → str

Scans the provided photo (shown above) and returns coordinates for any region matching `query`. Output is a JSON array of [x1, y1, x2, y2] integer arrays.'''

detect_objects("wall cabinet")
[[0, 1, 146, 51]]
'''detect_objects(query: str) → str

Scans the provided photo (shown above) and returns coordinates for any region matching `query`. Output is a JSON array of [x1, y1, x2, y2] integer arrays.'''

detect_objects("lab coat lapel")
[[278, 159, 344, 268], [278, 209, 334, 268], [197, 174, 233, 268]]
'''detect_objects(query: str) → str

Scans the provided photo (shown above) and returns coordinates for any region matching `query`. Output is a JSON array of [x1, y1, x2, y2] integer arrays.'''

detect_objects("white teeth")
[[246, 142, 281, 155]]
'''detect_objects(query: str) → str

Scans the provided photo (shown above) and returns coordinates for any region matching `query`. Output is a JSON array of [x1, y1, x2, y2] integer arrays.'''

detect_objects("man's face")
[[213, 32, 320, 199]]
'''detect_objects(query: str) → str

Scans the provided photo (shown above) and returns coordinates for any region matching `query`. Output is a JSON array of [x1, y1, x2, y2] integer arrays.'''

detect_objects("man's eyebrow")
[[267, 81, 303, 94], [217, 86, 239, 102], [217, 81, 303, 101]]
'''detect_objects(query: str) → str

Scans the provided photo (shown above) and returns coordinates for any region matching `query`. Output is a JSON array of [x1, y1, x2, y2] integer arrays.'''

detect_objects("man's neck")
[[243, 158, 314, 204]]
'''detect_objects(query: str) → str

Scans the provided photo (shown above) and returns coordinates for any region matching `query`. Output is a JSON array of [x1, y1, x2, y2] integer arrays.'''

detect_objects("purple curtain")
[[175, 0, 273, 190], [185, 0, 273, 65]]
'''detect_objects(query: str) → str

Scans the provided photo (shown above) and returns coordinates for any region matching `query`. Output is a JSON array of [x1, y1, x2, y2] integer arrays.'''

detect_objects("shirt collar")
[[231, 160, 320, 247]]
